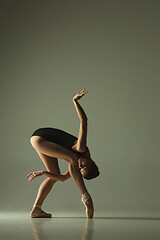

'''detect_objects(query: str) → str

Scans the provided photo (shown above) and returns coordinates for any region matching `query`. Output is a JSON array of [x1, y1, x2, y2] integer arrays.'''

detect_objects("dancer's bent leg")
[[30, 152, 60, 218]]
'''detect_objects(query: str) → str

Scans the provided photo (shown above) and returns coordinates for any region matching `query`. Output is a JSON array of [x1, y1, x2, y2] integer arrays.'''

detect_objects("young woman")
[[26, 89, 100, 218]]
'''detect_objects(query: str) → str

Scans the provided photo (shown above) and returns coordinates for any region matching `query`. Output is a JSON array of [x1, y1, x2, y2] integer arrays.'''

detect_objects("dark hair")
[[83, 162, 100, 180]]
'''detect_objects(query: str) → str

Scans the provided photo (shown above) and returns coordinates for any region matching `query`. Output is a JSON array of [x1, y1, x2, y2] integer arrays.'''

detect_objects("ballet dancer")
[[26, 89, 100, 218]]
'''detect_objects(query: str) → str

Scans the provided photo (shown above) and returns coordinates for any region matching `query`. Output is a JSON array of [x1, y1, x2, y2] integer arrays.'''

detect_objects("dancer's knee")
[[30, 136, 44, 150]]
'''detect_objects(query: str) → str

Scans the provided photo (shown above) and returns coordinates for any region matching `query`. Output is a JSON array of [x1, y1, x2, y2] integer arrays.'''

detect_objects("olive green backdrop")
[[1, 0, 160, 217]]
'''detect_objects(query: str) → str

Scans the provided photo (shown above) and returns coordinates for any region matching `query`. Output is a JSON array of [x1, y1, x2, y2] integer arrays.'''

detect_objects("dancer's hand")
[[73, 88, 88, 101], [26, 170, 45, 182]]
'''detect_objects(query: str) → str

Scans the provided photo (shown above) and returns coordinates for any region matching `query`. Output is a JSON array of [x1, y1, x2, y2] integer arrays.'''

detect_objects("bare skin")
[[27, 89, 94, 218]]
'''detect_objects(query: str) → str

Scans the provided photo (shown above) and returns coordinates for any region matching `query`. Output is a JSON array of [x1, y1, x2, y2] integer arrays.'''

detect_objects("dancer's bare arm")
[[72, 89, 88, 152], [43, 170, 71, 182], [26, 170, 70, 182]]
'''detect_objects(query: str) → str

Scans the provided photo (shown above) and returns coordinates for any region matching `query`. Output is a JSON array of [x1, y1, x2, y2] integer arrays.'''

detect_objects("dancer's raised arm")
[[72, 89, 88, 152]]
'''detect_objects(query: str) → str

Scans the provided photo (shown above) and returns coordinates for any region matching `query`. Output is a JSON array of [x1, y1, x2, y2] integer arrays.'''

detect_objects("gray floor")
[[0, 212, 160, 240]]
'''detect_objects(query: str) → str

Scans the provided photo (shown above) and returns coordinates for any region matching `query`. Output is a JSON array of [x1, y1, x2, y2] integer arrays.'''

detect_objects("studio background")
[[1, 0, 160, 217]]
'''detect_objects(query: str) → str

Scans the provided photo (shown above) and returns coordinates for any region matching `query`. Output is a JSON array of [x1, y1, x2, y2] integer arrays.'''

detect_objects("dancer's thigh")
[[30, 136, 74, 163]]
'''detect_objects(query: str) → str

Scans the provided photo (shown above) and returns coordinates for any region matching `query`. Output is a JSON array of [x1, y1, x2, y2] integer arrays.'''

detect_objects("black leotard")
[[31, 127, 88, 156]]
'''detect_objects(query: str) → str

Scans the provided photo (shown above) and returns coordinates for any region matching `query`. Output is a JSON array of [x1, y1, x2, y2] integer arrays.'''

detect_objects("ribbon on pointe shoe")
[[81, 192, 94, 219], [33, 204, 42, 209]]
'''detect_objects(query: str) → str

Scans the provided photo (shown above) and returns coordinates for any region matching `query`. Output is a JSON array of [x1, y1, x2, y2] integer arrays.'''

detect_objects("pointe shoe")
[[81, 193, 94, 219], [30, 205, 52, 218]]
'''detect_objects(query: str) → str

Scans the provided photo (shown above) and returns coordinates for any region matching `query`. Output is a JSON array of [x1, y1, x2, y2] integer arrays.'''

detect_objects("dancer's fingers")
[[28, 177, 33, 182], [28, 175, 36, 182], [26, 173, 33, 177], [81, 88, 85, 92], [28, 176, 31, 181], [27, 172, 36, 180]]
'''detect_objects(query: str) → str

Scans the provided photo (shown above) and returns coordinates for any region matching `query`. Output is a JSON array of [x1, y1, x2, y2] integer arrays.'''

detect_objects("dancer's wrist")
[[41, 170, 46, 175]]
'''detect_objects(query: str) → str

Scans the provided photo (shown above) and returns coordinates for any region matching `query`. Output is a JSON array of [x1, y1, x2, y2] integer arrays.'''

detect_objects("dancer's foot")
[[81, 193, 94, 219], [30, 205, 52, 218]]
